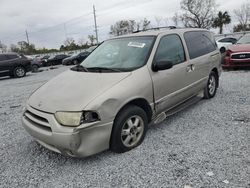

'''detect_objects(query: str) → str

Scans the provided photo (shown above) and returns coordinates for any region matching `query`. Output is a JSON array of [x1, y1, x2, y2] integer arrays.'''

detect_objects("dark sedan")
[[0, 53, 31, 78], [44, 54, 69, 66], [62, 51, 90, 65]]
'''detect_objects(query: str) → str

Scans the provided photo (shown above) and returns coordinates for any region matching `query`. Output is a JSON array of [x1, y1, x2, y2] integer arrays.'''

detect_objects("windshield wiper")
[[70, 65, 88, 72], [87, 67, 122, 72]]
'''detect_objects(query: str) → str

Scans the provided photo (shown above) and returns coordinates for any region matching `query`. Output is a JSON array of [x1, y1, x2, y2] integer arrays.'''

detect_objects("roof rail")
[[132, 26, 180, 33]]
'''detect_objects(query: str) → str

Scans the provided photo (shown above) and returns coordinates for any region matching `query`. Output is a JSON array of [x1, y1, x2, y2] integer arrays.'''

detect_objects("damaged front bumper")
[[22, 105, 113, 157]]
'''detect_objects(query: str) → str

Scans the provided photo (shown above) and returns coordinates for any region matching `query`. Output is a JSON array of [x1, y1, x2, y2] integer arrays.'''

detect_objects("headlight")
[[55, 111, 100, 127]]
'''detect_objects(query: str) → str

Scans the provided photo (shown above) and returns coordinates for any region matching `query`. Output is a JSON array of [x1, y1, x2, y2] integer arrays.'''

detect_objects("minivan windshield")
[[81, 36, 155, 71], [237, 34, 250, 44]]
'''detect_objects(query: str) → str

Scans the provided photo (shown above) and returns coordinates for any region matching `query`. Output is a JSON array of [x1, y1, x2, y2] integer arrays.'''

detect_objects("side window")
[[230, 38, 237, 44], [7, 54, 19, 60], [0, 55, 8, 61], [202, 31, 216, 53], [184, 31, 216, 59], [155, 34, 186, 65], [219, 38, 228, 43]]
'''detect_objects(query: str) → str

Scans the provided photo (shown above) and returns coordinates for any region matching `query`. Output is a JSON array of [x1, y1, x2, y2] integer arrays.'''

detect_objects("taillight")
[[225, 50, 232, 57]]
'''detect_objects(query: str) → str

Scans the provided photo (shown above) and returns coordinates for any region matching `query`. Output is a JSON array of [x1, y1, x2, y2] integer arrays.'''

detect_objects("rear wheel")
[[204, 71, 218, 99], [110, 105, 148, 153], [13, 66, 26, 78], [220, 47, 226, 54], [32, 64, 39, 72]]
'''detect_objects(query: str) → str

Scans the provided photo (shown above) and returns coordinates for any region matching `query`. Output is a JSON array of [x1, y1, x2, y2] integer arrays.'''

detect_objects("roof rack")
[[132, 26, 180, 33]]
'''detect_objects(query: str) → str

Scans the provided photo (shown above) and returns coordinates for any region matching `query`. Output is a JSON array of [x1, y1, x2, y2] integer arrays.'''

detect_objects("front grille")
[[231, 53, 250, 60], [24, 110, 52, 132]]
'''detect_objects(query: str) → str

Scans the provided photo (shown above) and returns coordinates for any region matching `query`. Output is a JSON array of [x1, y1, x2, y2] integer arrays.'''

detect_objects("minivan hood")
[[28, 70, 131, 113]]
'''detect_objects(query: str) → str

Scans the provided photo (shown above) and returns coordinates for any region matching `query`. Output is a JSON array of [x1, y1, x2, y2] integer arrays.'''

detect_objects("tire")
[[13, 66, 26, 78], [220, 47, 226, 54], [32, 64, 39, 72], [204, 71, 218, 99], [110, 105, 148, 153], [73, 60, 78, 65]]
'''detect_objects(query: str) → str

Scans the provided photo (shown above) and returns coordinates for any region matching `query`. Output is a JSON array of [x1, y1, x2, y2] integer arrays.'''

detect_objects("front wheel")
[[73, 60, 78, 65], [13, 66, 26, 78], [110, 105, 148, 153], [204, 71, 218, 99]]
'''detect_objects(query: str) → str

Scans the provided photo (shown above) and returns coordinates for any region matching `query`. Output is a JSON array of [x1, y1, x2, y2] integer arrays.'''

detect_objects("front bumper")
[[22, 105, 113, 157], [222, 56, 250, 68]]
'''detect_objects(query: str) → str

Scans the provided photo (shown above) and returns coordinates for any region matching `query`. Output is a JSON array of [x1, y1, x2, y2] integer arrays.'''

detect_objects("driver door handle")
[[187, 64, 195, 72]]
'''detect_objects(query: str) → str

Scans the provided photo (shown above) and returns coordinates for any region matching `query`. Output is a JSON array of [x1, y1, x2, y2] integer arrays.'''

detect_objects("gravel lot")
[[0, 66, 249, 188]]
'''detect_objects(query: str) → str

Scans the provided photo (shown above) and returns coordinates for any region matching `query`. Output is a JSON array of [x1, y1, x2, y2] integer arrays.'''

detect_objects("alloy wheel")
[[121, 115, 144, 147]]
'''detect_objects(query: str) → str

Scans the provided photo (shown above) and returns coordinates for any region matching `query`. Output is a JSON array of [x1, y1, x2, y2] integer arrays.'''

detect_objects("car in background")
[[216, 37, 237, 53], [62, 51, 90, 65], [44, 54, 69, 66], [67, 51, 75, 56], [31, 58, 43, 72], [41, 55, 50, 66], [223, 34, 250, 69], [0, 53, 31, 78]]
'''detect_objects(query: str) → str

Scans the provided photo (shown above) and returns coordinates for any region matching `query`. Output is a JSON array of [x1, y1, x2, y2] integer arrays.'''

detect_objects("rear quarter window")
[[184, 31, 216, 59]]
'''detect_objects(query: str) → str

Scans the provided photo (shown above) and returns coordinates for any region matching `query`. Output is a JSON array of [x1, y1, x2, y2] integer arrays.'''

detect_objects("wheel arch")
[[211, 67, 219, 87], [114, 98, 153, 123]]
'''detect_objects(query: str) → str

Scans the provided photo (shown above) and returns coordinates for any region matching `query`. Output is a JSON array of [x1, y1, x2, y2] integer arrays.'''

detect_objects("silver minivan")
[[22, 28, 221, 157]]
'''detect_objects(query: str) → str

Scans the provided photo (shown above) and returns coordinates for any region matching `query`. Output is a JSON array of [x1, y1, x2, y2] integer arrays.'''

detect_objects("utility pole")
[[93, 5, 99, 44], [25, 30, 30, 45]]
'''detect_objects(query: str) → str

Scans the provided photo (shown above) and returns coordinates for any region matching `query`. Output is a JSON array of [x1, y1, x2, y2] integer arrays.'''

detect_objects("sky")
[[0, 0, 247, 49]]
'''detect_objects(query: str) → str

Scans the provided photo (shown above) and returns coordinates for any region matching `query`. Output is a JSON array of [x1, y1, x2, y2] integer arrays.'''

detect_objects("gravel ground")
[[0, 66, 249, 188]]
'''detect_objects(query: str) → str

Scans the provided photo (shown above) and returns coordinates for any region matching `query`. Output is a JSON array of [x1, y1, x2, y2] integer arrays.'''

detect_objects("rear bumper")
[[22, 105, 113, 157]]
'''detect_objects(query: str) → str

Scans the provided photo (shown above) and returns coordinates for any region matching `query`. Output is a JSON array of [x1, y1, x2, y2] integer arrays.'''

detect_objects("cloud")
[[0, 0, 247, 48]]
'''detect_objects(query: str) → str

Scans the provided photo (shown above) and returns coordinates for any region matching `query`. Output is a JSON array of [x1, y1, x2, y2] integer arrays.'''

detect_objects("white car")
[[216, 37, 237, 53]]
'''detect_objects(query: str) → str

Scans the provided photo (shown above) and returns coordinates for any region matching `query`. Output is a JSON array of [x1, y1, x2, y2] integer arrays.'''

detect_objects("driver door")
[[150, 34, 193, 114]]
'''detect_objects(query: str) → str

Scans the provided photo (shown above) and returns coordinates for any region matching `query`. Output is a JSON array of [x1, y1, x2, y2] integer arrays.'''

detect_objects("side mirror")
[[153, 60, 173, 71]]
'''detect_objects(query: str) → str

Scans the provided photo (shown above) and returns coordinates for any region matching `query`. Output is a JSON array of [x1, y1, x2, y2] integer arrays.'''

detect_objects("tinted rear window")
[[184, 31, 216, 59]]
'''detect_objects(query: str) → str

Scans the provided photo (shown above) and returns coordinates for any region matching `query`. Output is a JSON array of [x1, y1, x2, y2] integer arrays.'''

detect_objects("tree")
[[63, 37, 75, 47], [10, 44, 19, 53], [180, 0, 216, 29], [110, 20, 136, 36], [172, 12, 180, 26], [234, 2, 250, 31], [88, 35, 96, 45], [0, 41, 7, 52], [154, 16, 163, 27], [212, 11, 231, 34], [62, 37, 79, 51], [141, 18, 151, 30], [15, 41, 36, 54], [109, 18, 151, 36], [233, 24, 250, 32]]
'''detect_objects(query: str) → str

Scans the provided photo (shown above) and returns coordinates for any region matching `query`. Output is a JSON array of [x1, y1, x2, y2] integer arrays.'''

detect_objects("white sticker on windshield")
[[128, 42, 146, 48]]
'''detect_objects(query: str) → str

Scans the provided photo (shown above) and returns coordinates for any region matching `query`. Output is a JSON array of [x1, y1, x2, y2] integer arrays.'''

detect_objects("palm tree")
[[213, 11, 231, 34]]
